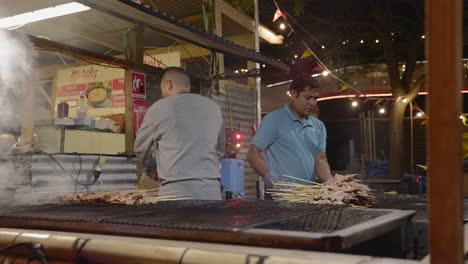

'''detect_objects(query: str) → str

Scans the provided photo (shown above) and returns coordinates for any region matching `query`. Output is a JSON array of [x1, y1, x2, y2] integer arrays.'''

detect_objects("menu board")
[[55, 65, 125, 117]]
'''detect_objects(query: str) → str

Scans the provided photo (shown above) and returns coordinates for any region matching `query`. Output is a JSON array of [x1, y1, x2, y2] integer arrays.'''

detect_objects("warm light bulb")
[[279, 23, 286, 30], [360, 40, 364, 44], [322, 70, 330, 77], [379, 108, 386, 114], [286, 91, 291, 97], [416, 112, 423, 118], [234, 70, 239, 73], [321, 45, 325, 49], [375, 39, 379, 43], [460, 115, 464, 120], [294, 54, 298, 58], [235, 143, 241, 149], [421, 35, 426, 39], [351, 101, 358, 108], [402, 98, 408, 103], [262, 64, 266, 68]]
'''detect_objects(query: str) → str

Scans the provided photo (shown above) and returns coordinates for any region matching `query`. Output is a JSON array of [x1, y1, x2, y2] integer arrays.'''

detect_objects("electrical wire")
[[0, 242, 48, 264], [34, 151, 99, 187], [72, 154, 83, 193]]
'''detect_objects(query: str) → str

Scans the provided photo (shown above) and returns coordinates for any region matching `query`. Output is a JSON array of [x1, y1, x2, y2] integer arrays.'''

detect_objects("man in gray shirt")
[[134, 67, 225, 200]]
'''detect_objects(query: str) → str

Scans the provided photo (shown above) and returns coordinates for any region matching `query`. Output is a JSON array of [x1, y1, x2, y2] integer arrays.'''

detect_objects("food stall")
[[0, 0, 462, 263]]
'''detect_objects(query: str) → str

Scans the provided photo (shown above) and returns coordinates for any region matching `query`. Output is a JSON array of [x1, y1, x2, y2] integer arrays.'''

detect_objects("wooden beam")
[[3, 30, 133, 69], [426, 0, 463, 263], [124, 24, 144, 155]]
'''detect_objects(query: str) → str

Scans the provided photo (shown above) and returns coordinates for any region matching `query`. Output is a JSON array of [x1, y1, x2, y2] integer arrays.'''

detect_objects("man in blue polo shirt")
[[247, 77, 333, 190]]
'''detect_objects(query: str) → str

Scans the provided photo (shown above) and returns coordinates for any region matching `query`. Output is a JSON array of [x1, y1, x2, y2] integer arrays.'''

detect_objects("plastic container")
[[220, 158, 244, 200], [57, 101, 69, 118], [76, 91, 87, 119]]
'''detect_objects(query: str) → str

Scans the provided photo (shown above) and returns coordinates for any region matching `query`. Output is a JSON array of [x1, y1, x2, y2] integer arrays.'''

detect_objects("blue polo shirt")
[[251, 104, 327, 183]]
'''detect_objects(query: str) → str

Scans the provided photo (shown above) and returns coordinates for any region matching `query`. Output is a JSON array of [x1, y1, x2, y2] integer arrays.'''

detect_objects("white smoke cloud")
[[0, 30, 37, 134], [0, 29, 38, 202]]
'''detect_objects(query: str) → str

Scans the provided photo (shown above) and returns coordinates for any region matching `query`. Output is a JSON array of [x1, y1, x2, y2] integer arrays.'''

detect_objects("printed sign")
[[133, 99, 148, 134], [131, 72, 146, 99]]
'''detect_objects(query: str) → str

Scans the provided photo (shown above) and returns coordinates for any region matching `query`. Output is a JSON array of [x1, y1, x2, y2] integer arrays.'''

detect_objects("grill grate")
[[0, 199, 345, 232], [257, 207, 344, 233]]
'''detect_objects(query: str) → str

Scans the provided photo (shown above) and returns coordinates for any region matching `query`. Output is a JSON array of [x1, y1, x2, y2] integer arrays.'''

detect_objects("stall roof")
[[76, 0, 289, 71]]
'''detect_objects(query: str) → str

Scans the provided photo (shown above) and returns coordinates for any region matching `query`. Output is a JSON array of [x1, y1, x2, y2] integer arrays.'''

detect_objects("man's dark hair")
[[290, 75, 320, 95]]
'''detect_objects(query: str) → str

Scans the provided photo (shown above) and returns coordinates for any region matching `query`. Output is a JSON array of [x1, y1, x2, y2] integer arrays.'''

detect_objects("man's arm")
[[134, 107, 161, 160], [315, 152, 333, 182], [247, 144, 270, 177]]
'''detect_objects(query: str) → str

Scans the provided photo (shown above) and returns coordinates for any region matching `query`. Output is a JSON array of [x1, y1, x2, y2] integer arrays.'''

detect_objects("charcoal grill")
[[0, 199, 415, 251]]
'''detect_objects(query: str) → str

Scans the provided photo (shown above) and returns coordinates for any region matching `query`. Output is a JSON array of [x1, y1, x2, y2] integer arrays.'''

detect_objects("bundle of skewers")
[[67, 188, 191, 206], [267, 174, 376, 207]]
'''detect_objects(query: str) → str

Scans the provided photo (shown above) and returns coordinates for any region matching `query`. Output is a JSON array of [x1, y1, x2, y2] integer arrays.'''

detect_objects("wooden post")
[[124, 24, 144, 155], [426, 0, 463, 262]]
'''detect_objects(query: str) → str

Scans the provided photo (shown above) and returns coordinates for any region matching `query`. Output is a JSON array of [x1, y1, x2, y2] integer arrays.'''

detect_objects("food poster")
[[143, 51, 181, 68], [55, 65, 125, 118]]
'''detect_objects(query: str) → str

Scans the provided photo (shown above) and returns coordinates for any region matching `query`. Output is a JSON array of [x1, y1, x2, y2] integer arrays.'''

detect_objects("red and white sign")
[[56, 84, 86, 97], [112, 78, 125, 91], [112, 94, 126, 108], [131, 72, 146, 99], [133, 99, 148, 134]]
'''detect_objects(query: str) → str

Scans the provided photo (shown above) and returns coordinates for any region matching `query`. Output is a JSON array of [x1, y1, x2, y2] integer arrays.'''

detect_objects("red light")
[[235, 133, 241, 140]]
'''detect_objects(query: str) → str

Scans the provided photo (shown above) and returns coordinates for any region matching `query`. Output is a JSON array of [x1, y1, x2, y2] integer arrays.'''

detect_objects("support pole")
[[124, 24, 144, 155], [426, 0, 463, 262], [254, 0, 264, 199]]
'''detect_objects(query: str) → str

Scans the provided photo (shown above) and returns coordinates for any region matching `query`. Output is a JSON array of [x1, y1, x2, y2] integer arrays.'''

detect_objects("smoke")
[[0, 29, 37, 203], [0, 29, 37, 134]]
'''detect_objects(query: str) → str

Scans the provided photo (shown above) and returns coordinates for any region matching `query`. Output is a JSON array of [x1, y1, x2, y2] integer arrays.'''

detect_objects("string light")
[[402, 97, 409, 103], [378, 107, 386, 114], [294, 54, 298, 58], [416, 112, 423, 118], [421, 35, 426, 39], [262, 64, 266, 68], [234, 70, 239, 73], [286, 91, 291, 97], [351, 101, 358, 108], [360, 40, 364, 44], [460, 115, 464, 120], [375, 39, 379, 43], [322, 70, 330, 77], [321, 45, 325, 49], [342, 41, 346, 45], [279, 23, 286, 30]]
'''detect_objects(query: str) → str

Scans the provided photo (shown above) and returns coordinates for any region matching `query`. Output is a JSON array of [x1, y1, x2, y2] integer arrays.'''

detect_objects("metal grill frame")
[[0, 202, 415, 251]]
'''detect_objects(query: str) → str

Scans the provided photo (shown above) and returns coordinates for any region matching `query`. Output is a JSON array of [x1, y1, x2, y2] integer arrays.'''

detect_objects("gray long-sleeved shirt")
[[134, 93, 225, 200]]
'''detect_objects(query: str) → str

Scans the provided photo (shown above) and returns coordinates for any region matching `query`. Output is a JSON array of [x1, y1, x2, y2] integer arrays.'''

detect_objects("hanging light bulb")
[[375, 39, 379, 43], [321, 45, 325, 49], [322, 70, 330, 77], [279, 23, 286, 30], [378, 107, 386, 114], [351, 101, 358, 108], [416, 112, 423, 118], [360, 40, 364, 44]]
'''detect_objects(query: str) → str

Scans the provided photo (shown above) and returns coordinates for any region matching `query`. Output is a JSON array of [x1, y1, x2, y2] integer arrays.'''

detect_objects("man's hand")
[[264, 172, 279, 189]]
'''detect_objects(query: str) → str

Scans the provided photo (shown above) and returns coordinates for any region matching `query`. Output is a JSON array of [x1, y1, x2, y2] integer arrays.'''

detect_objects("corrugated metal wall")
[[211, 84, 258, 196], [30, 154, 137, 195]]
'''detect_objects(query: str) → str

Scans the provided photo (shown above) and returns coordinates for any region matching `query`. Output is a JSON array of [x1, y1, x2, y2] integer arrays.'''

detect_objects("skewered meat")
[[68, 190, 159, 206], [270, 174, 376, 207]]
